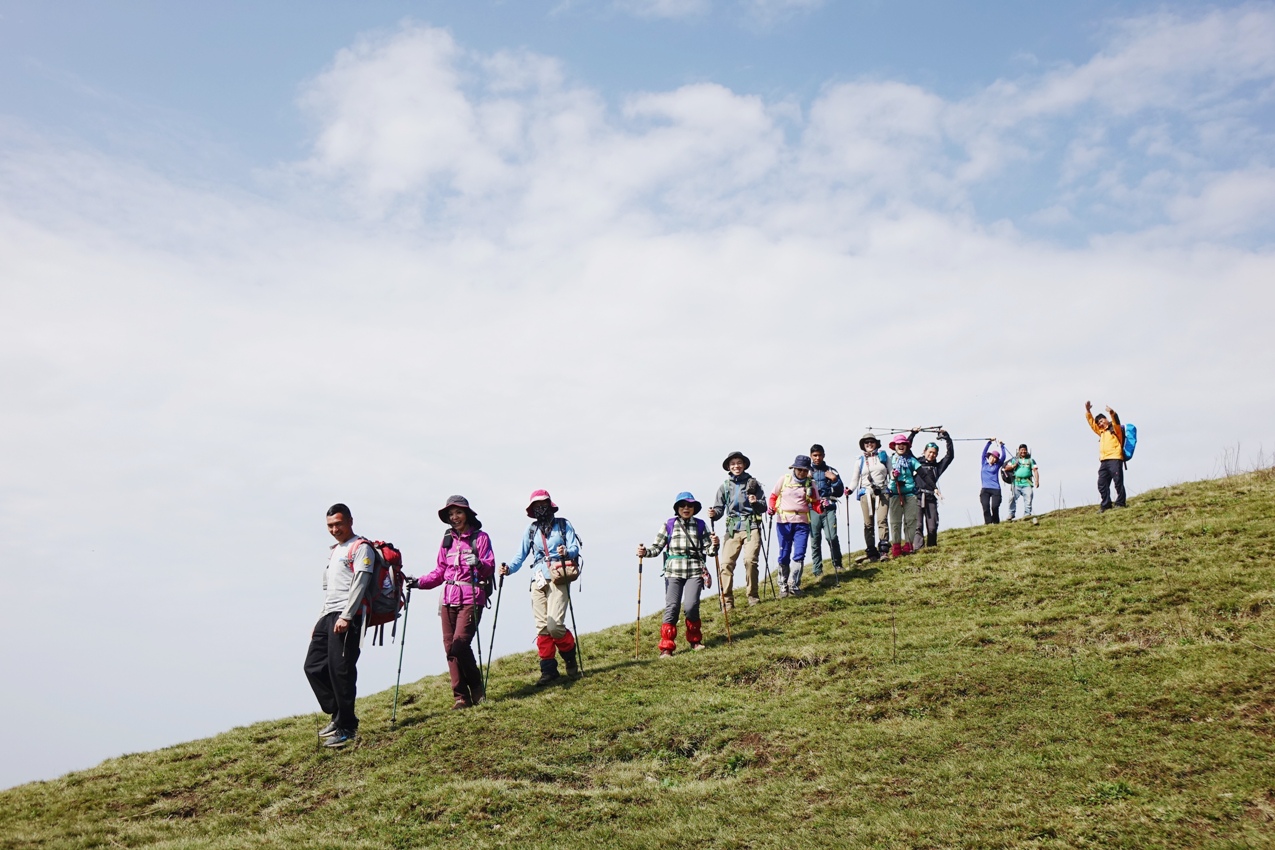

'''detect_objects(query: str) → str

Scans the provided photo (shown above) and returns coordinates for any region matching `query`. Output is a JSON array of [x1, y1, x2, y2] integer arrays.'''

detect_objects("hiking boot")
[[811, 565, 823, 578], [318, 718, 339, 738], [790, 585, 804, 597], [890, 543, 902, 559], [778, 583, 790, 598], [901, 542, 913, 556], [452, 698, 470, 711], [747, 596, 761, 607], [659, 649, 674, 658], [323, 729, 356, 748], [535, 658, 561, 686], [877, 541, 891, 560], [691, 642, 706, 651], [1031, 517, 1039, 526], [562, 649, 581, 679]]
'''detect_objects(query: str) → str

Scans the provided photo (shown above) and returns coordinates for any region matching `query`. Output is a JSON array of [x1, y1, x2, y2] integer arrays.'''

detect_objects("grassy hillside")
[[4, 472, 1274, 849]]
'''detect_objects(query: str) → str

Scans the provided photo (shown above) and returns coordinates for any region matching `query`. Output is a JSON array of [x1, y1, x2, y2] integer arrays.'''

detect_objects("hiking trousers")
[[1009, 484, 1034, 518], [887, 494, 918, 546], [720, 525, 761, 604], [1097, 460, 1126, 510], [663, 574, 704, 625], [440, 604, 483, 705], [303, 612, 363, 733], [775, 522, 809, 589], [980, 487, 1002, 524], [914, 492, 940, 548], [530, 577, 575, 657], [809, 506, 841, 570], [859, 493, 889, 544]]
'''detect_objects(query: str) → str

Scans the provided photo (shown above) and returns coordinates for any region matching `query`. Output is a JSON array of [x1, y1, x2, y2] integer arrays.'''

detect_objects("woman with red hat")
[[501, 490, 582, 686], [403, 495, 494, 710]]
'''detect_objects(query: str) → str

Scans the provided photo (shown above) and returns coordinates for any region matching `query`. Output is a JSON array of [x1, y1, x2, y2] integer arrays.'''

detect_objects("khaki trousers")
[[719, 527, 761, 604], [859, 492, 889, 541], [530, 578, 571, 639]]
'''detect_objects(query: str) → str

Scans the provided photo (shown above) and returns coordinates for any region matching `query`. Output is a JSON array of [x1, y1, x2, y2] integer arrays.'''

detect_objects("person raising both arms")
[[907, 427, 954, 549], [979, 439, 1008, 524], [1085, 401, 1126, 512]]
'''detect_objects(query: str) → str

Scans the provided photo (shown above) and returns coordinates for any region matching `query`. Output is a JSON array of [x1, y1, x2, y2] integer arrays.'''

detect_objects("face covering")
[[531, 501, 556, 530]]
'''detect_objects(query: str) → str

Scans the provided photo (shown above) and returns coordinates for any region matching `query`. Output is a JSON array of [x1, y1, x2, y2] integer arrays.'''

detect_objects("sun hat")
[[889, 433, 911, 448], [672, 491, 703, 514], [859, 433, 880, 450], [722, 451, 751, 471], [525, 489, 559, 517], [437, 495, 481, 529], [790, 455, 813, 470]]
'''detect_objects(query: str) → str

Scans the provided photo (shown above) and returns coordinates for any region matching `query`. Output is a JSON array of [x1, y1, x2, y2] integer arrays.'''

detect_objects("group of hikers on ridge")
[[305, 403, 1131, 747]]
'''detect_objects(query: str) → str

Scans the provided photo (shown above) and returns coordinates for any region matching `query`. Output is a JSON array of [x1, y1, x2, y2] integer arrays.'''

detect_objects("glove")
[[820, 499, 831, 511], [707, 508, 720, 521], [403, 575, 417, 588], [767, 507, 776, 516], [463, 550, 480, 568]]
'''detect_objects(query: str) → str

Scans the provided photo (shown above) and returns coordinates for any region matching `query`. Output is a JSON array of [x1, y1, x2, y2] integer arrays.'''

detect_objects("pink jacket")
[[416, 529, 495, 607], [768, 473, 823, 523]]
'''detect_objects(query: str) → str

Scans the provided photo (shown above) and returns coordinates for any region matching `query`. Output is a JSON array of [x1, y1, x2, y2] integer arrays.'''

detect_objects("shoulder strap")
[[343, 536, 367, 569], [665, 517, 676, 539]]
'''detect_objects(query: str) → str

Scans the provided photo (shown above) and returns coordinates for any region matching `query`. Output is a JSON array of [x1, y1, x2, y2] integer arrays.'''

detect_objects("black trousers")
[[1097, 459, 1126, 510], [916, 492, 940, 547], [980, 487, 1002, 524], [304, 612, 362, 732]]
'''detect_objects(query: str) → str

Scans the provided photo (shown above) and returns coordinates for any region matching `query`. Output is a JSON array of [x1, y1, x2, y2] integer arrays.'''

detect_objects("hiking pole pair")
[[761, 513, 778, 599], [483, 574, 504, 694], [710, 517, 733, 644], [634, 554, 644, 659], [391, 585, 412, 724]]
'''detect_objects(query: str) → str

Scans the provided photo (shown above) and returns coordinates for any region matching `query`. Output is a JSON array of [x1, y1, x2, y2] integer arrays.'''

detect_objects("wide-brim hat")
[[438, 495, 481, 529], [722, 450, 751, 471], [790, 454, 813, 470], [889, 433, 911, 448], [859, 433, 881, 450], [525, 489, 559, 517], [673, 491, 702, 514]]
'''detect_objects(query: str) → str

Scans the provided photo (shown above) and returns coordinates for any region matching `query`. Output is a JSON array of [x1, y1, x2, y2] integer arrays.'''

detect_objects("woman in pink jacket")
[[405, 495, 495, 710]]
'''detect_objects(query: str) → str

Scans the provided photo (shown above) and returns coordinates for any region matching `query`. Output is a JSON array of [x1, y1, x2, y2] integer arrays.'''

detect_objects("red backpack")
[[347, 538, 408, 644]]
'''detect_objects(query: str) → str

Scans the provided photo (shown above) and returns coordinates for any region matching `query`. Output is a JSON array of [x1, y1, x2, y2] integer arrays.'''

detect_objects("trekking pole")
[[711, 518, 733, 644], [470, 557, 484, 699], [567, 593, 584, 675], [391, 585, 412, 724], [484, 573, 504, 693], [762, 513, 778, 599], [634, 554, 644, 660], [844, 492, 852, 574]]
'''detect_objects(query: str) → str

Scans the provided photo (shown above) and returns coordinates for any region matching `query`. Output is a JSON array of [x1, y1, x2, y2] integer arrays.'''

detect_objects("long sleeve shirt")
[[811, 463, 845, 503], [886, 453, 922, 496], [910, 431, 954, 494], [981, 442, 1008, 489], [506, 518, 581, 583], [416, 528, 495, 607], [848, 451, 892, 496], [769, 473, 822, 523], [322, 536, 375, 620], [645, 517, 719, 579], [712, 474, 766, 534], [1087, 410, 1126, 461]]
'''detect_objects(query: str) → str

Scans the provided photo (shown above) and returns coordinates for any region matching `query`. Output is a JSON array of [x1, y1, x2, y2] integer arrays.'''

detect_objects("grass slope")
[[4, 473, 1275, 849]]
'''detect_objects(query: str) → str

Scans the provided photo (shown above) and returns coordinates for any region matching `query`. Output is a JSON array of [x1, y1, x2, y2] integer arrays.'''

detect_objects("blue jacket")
[[811, 463, 845, 503], [506, 518, 581, 583], [981, 441, 1007, 490]]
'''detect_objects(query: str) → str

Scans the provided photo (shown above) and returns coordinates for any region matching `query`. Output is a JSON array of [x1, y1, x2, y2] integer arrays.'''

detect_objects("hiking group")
[[305, 404, 1133, 746]]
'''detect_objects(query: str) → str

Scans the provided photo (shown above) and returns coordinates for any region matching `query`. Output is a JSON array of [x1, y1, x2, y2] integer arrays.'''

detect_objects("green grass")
[[4, 472, 1275, 848]]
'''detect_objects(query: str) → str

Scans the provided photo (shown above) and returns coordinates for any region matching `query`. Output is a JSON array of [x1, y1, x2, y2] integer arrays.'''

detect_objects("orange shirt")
[[1086, 411, 1125, 461]]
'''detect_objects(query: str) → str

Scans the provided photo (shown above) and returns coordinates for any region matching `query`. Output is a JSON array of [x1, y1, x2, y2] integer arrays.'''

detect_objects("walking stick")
[[484, 573, 504, 693], [761, 513, 778, 599], [391, 585, 412, 724], [634, 554, 644, 659], [711, 518, 732, 644], [567, 593, 584, 675]]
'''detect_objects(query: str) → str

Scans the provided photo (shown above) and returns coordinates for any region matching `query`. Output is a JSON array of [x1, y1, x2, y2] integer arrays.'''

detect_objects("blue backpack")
[[1122, 423, 1138, 462]]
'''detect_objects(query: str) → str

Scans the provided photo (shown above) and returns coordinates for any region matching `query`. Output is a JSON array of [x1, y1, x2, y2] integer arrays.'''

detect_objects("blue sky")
[[2, 1, 1273, 790]]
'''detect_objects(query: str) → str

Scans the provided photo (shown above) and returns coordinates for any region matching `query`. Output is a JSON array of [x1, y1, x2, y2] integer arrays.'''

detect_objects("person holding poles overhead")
[[708, 451, 766, 608], [908, 428, 954, 549], [501, 490, 582, 686], [403, 496, 494, 710], [638, 492, 720, 657]]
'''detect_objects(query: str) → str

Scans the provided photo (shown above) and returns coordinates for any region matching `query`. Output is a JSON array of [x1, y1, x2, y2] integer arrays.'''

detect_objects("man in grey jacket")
[[303, 503, 374, 748]]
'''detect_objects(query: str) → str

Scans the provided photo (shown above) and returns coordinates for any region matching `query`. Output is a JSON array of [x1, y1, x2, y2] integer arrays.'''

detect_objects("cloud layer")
[[2, 5, 1273, 789]]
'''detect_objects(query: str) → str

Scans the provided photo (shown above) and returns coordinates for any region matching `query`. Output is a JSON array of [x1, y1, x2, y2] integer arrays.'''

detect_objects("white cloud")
[[614, 0, 711, 20], [4, 6, 1275, 789]]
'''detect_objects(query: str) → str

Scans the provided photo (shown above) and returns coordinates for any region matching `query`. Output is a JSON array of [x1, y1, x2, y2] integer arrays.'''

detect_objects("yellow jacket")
[[1087, 411, 1125, 461]]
